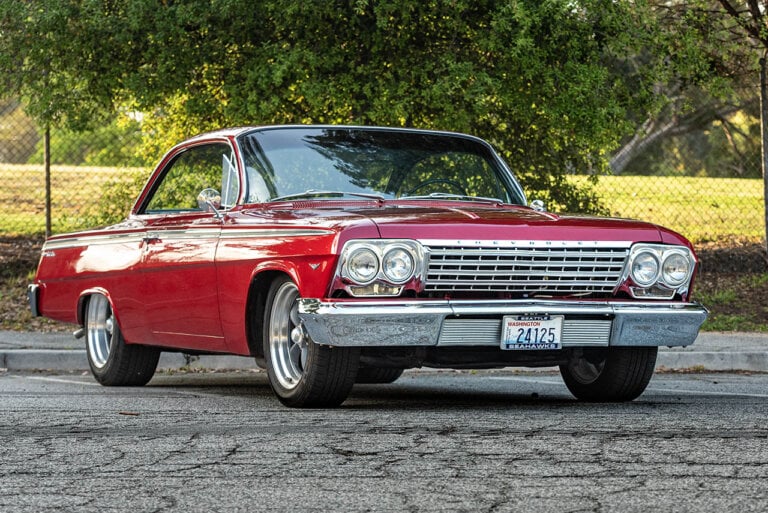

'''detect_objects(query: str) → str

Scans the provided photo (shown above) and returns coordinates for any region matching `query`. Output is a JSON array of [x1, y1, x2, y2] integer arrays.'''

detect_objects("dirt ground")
[[2, 236, 767, 333]]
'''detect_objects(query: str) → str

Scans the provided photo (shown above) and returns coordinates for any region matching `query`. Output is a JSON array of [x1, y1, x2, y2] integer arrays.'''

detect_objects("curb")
[[0, 349, 258, 372], [656, 351, 768, 373], [1, 348, 766, 373]]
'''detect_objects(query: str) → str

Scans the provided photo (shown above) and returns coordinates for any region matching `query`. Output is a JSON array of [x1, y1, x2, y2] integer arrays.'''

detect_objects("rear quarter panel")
[[34, 231, 146, 339]]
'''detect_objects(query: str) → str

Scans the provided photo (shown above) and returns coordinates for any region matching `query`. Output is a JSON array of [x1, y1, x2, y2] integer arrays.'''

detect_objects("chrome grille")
[[424, 244, 629, 295]]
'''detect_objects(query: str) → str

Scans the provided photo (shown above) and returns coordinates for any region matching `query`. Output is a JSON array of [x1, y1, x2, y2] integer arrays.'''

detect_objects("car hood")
[[244, 201, 685, 245]]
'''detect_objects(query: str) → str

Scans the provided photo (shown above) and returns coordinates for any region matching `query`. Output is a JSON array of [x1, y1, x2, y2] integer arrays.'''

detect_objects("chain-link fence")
[[1, 97, 766, 268]]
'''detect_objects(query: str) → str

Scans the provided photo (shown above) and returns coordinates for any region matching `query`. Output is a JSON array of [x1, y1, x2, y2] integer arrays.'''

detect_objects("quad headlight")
[[346, 247, 379, 284], [339, 240, 424, 296], [630, 251, 660, 287], [660, 251, 691, 287], [382, 247, 415, 283], [627, 244, 695, 298]]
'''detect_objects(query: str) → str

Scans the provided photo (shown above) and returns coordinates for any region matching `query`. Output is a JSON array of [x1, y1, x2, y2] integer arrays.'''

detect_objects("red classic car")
[[29, 126, 708, 407]]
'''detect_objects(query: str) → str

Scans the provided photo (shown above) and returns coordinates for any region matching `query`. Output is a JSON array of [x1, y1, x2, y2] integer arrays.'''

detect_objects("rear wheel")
[[263, 277, 359, 407], [559, 347, 657, 402], [85, 293, 160, 386]]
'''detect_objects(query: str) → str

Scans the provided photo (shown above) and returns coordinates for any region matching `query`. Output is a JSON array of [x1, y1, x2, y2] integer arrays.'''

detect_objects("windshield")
[[237, 127, 525, 205]]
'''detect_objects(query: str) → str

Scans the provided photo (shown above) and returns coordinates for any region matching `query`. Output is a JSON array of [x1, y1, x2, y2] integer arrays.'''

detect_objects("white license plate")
[[501, 315, 563, 350]]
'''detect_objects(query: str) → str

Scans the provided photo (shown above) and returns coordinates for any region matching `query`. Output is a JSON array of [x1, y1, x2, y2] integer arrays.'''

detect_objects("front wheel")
[[559, 347, 657, 402], [85, 293, 160, 386], [263, 277, 359, 408]]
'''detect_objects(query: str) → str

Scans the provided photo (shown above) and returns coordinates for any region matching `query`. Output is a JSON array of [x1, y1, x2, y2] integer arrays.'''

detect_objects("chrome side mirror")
[[530, 199, 546, 212], [197, 188, 222, 217]]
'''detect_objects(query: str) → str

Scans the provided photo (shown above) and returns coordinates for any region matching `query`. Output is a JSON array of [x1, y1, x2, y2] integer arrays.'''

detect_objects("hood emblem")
[[309, 263, 320, 270]]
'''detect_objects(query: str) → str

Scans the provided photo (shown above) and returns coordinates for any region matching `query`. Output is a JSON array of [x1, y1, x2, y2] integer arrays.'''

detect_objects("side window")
[[144, 143, 239, 213]]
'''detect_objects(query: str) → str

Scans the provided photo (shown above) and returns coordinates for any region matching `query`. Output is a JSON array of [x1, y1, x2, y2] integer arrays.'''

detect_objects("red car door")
[[140, 213, 224, 350], [135, 141, 239, 352]]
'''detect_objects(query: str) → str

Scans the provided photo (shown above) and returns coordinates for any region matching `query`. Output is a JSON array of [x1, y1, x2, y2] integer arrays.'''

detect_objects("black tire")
[[559, 347, 657, 402], [355, 366, 404, 384], [263, 276, 360, 408], [85, 293, 160, 386]]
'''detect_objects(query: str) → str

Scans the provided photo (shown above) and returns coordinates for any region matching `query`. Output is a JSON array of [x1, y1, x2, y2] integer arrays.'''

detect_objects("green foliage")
[[27, 114, 148, 167], [0, 0, 744, 214], [80, 170, 148, 228], [145, 147, 223, 212], [0, 99, 39, 163], [623, 110, 762, 178]]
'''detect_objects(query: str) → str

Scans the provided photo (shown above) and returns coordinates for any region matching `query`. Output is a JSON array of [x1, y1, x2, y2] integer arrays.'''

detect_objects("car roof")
[[183, 125, 487, 143]]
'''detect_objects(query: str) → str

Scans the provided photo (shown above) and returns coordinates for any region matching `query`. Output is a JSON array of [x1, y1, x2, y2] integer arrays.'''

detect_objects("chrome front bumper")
[[297, 299, 708, 348], [27, 284, 40, 317]]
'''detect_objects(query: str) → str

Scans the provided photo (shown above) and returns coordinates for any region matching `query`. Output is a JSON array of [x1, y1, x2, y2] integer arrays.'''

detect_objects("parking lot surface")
[[1, 369, 767, 512]]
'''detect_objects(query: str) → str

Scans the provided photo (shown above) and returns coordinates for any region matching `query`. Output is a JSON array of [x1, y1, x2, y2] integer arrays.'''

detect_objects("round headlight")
[[346, 247, 379, 284], [382, 247, 415, 283], [661, 252, 690, 287], [631, 251, 660, 287]]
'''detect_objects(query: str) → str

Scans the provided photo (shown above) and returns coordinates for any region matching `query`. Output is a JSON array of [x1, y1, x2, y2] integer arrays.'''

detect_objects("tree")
[[712, 0, 768, 250], [600, 1, 757, 175], [0, 99, 39, 163], [0, 1, 723, 213]]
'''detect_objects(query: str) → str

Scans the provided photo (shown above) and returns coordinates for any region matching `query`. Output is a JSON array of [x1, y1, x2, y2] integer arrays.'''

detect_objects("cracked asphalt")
[[1, 369, 767, 512]]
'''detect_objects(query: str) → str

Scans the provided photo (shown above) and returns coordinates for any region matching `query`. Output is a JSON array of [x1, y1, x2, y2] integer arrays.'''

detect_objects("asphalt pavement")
[[0, 329, 766, 373]]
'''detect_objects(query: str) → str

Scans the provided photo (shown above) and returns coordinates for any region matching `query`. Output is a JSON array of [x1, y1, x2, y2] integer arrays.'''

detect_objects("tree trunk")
[[610, 117, 676, 175], [44, 126, 51, 238], [761, 55, 768, 256]]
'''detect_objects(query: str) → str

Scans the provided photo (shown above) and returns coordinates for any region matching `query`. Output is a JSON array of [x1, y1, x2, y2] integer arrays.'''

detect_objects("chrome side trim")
[[43, 233, 146, 250], [145, 229, 221, 240], [219, 229, 335, 239], [42, 227, 332, 251], [298, 299, 708, 349]]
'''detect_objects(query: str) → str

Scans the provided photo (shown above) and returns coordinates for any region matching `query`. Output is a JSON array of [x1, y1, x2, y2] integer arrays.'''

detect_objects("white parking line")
[[21, 375, 235, 399], [644, 387, 768, 399], [24, 376, 101, 386]]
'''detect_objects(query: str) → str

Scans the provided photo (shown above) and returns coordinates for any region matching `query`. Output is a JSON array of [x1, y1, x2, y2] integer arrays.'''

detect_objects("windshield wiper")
[[270, 190, 386, 202], [400, 192, 504, 205]]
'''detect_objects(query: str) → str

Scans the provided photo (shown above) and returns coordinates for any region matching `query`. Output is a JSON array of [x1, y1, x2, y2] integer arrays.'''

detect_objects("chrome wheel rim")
[[86, 295, 114, 369], [568, 349, 606, 384], [268, 281, 308, 390]]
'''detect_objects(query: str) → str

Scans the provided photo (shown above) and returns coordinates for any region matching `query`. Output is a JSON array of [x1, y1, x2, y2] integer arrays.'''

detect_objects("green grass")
[[694, 272, 768, 332], [1, 163, 765, 243], [570, 175, 765, 244], [0, 164, 148, 236], [704, 314, 768, 332]]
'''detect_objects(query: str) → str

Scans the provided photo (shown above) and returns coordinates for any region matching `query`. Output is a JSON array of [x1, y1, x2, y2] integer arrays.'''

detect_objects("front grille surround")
[[423, 241, 630, 296]]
